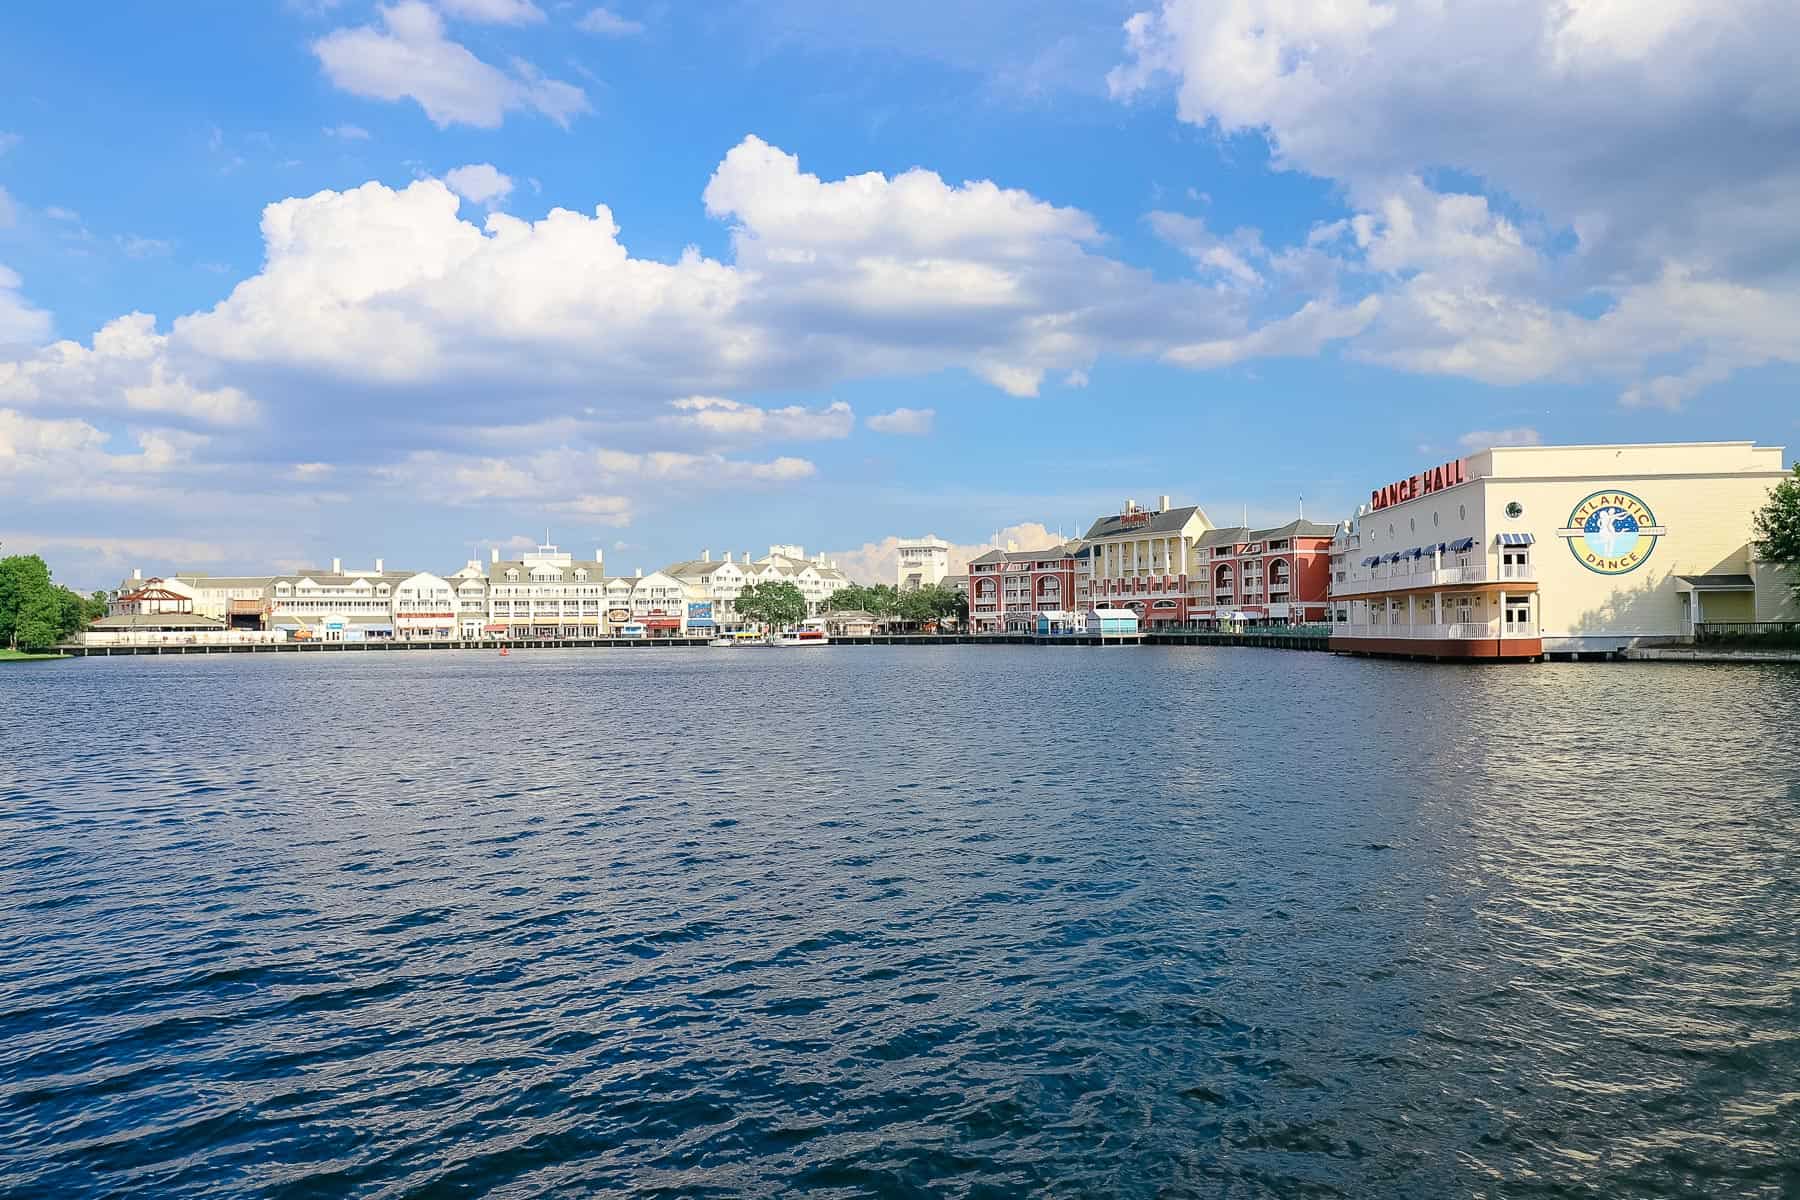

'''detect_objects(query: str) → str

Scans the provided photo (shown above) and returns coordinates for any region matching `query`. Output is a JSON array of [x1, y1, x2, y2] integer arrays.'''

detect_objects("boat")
[[712, 631, 763, 647], [767, 629, 829, 647]]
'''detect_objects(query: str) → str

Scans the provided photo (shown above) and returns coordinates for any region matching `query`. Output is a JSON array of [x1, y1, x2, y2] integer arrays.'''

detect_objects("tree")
[[735, 580, 807, 629], [0, 555, 96, 650], [1752, 464, 1800, 591]]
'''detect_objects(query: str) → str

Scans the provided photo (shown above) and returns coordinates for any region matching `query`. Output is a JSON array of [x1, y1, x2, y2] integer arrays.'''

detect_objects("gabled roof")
[[1083, 505, 1207, 539]]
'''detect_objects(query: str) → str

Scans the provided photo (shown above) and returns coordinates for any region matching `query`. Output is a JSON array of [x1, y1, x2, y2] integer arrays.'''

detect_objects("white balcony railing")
[[1333, 561, 1536, 595]]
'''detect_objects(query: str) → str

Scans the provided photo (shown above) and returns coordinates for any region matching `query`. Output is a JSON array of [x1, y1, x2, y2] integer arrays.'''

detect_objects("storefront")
[[1330, 441, 1795, 659]]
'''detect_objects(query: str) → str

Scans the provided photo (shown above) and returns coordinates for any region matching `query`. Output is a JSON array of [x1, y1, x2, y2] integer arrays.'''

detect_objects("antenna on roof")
[[1299, 494, 1304, 519]]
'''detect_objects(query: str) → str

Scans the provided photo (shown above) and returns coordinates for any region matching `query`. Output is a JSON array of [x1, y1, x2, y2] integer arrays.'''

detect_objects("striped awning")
[[1361, 556, 1379, 567], [1449, 536, 1477, 552], [1496, 532, 1535, 546]]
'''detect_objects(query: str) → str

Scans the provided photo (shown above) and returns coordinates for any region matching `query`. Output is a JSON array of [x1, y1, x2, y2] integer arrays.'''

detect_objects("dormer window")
[[506, 569, 519, 580]]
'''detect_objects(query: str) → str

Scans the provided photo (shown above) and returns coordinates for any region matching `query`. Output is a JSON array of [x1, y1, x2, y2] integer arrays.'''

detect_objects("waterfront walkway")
[[61, 630, 1333, 656]]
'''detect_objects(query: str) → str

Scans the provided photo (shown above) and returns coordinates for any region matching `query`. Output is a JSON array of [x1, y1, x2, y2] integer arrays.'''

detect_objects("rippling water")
[[2, 648, 1798, 1197]]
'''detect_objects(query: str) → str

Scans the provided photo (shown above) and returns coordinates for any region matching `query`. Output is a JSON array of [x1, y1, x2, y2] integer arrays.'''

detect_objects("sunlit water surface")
[[2, 648, 1797, 1198]]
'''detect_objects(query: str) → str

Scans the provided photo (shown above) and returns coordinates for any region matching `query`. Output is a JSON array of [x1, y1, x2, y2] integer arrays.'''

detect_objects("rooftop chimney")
[[332, 556, 341, 574], [1159, 494, 1171, 512], [491, 547, 500, 564], [375, 557, 384, 573], [133, 567, 142, 580], [635, 567, 643, 578], [1125, 498, 1135, 513], [724, 551, 733, 563], [703, 549, 711, 562], [594, 549, 603, 565]]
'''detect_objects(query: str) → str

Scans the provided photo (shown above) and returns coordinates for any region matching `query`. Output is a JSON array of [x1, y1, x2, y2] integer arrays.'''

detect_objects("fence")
[[1695, 621, 1800, 648]]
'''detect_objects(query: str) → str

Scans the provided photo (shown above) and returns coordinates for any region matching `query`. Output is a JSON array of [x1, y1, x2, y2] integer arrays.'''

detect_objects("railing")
[[1695, 621, 1800, 648], [1335, 561, 1535, 594]]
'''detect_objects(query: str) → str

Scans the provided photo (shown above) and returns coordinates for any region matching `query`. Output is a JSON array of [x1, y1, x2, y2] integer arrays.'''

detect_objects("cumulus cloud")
[[0, 313, 255, 426], [866, 406, 934, 435], [576, 7, 643, 35], [665, 396, 854, 440], [828, 522, 1066, 586], [1111, 0, 1800, 406], [1459, 427, 1542, 450], [0, 408, 207, 501], [313, 1, 588, 129], [444, 162, 514, 206]]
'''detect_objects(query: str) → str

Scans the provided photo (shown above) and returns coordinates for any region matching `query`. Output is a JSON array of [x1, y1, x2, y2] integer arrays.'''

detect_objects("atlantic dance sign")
[[1370, 458, 1468, 511]]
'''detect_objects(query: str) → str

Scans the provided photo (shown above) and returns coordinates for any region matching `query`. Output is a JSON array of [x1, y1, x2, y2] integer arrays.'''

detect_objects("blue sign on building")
[[687, 601, 714, 629]]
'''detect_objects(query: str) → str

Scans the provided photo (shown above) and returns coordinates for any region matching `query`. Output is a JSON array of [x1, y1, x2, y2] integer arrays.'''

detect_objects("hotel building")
[[1083, 497, 1212, 628], [484, 543, 612, 639], [896, 536, 952, 591], [1080, 498, 1334, 627], [1329, 441, 1797, 660], [967, 541, 1090, 633], [1183, 519, 1337, 626]]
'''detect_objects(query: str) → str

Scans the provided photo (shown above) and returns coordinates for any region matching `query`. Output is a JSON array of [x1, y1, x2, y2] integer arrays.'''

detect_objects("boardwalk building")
[[1329, 441, 1797, 659]]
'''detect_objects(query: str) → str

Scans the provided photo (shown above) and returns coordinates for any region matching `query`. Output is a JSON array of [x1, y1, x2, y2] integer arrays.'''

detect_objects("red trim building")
[[1184, 519, 1337, 626], [967, 542, 1088, 633]]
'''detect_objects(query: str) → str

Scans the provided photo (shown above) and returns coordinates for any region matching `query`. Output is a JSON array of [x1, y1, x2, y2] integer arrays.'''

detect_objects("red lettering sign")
[[1370, 458, 1468, 511]]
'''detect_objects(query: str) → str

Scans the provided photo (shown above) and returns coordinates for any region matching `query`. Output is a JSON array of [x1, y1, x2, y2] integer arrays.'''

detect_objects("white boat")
[[767, 630, 829, 646]]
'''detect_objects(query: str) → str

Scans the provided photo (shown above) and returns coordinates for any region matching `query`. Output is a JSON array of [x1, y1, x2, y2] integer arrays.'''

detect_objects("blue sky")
[[2, 0, 1796, 587]]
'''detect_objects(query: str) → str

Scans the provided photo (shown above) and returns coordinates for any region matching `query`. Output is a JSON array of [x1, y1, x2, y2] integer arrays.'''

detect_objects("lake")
[[2, 648, 1797, 1197]]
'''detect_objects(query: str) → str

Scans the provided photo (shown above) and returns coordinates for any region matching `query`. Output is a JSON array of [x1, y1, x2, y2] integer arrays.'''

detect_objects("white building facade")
[[1330, 441, 1797, 659]]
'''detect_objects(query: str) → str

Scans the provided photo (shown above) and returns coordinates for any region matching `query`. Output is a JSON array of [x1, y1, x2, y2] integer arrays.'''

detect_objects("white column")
[[1499, 589, 1508, 637]]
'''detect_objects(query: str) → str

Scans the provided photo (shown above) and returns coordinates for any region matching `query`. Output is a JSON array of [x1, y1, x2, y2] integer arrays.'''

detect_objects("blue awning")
[[1496, 532, 1535, 546], [1404, 546, 1425, 559], [1449, 536, 1476, 552], [1361, 556, 1379, 567]]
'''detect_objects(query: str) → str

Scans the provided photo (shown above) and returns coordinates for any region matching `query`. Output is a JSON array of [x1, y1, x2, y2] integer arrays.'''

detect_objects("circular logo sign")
[[1559, 490, 1666, 574]]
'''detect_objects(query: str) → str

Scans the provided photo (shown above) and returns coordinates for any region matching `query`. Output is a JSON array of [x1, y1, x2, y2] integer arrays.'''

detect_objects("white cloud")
[[377, 443, 816, 523], [1148, 212, 1264, 288], [167, 135, 1253, 408], [829, 522, 1066, 586], [44, 206, 80, 222], [0, 266, 53, 352], [576, 7, 644, 36], [0, 186, 17, 230], [117, 235, 173, 259], [444, 162, 514, 206], [313, 1, 588, 129], [1165, 296, 1379, 369], [323, 123, 371, 140], [666, 395, 854, 440], [1459, 427, 1542, 450], [1111, 0, 1800, 406], [866, 406, 934, 435], [436, 0, 545, 24], [0, 313, 255, 426], [0, 408, 206, 500]]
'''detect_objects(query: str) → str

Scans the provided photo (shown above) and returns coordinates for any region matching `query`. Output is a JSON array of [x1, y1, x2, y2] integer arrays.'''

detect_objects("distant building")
[[485, 543, 609, 639], [896, 536, 951, 590]]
